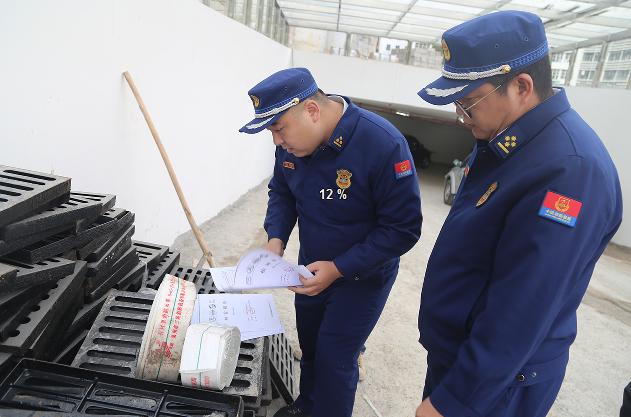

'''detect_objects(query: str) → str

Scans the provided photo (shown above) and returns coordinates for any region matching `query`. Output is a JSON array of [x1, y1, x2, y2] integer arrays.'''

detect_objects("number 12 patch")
[[395, 160, 412, 179]]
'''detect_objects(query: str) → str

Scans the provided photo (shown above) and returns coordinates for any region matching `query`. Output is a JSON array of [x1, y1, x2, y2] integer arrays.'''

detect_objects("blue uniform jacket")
[[264, 96, 423, 282], [418, 88, 622, 416]]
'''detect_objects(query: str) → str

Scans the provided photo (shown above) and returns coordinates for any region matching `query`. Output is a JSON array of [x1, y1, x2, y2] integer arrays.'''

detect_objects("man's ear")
[[514, 73, 535, 105], [303, 99, 320, 123]]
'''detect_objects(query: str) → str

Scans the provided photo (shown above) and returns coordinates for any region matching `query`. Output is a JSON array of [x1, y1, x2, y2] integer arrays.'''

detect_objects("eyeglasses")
[[454, 75, 516, 121]]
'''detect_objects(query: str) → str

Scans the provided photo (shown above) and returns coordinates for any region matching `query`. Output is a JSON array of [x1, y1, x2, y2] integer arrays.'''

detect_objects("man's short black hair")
[[489, 54, 553, 101], [289, 89, 329, 118], [310, 89, 328, 102]]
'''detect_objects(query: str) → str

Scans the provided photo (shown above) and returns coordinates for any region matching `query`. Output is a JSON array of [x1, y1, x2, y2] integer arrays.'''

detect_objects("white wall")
[[566, 86, 631, 246], [289, 27, 346, 54], [1, 10, 629, 248], [293, 51, 631, 247], [0, 0, 290, 247], [293, 50, 449, 116]]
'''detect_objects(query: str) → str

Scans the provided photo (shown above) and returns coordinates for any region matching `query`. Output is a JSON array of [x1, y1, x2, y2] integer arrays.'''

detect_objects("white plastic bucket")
[[136, 274, 197, 382], [179, 322, 241, 390]]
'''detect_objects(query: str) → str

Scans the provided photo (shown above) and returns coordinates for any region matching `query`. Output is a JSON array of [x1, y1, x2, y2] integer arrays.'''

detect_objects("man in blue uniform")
[[415, 11, 622, 417], [239, 68, 423, 417]]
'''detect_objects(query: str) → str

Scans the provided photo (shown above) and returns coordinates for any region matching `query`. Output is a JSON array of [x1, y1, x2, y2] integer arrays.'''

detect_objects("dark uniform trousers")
[[423, 354, 565, 417], [265, 96, 422, 416], [293, 261, 397, 417], [621, 381, 631, 417]]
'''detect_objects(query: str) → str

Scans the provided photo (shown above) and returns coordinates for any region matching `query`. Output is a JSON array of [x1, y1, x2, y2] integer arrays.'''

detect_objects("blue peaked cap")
[[240, 68, 319, 134], [419, 11, 548, 105]]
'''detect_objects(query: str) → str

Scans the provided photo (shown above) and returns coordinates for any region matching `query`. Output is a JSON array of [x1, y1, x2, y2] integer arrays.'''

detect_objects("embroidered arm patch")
[[395, 160, 412, 179], [538, 191, 582, 227]]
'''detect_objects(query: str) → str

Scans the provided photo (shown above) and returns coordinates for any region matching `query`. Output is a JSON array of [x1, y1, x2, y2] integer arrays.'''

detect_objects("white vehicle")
[[444, 153, 471, 205]]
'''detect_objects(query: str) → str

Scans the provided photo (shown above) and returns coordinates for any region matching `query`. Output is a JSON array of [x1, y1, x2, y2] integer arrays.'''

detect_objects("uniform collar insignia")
[[487, 90, 571, 162], [489, 125, 525, 160], [329, 127, 349, 153], [476, 181, 498, 207]]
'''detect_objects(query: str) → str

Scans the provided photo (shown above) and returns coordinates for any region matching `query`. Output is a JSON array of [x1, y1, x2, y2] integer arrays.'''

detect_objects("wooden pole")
[[123, 71, 217, 269]]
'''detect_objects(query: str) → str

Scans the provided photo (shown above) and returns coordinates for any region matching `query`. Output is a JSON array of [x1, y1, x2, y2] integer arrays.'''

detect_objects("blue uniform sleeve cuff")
[[430, 384, 480, 417], [333, 254, 359, 281], [265, 228, 291, 249]]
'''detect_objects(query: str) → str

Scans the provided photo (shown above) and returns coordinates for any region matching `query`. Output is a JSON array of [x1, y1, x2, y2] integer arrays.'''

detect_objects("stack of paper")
[[191, 293, 285, 341], [210, 248, 313, 292]]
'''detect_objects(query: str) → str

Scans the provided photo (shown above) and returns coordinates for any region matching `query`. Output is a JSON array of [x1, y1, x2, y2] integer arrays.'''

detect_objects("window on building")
[[609, 49, 631, 61], [602, 69, 630, 82], [610, 49, 631, 61], [578, 70, 595, 80], [386, 44, 391, 51], [609, 50, 622, 61], [552, 53, 571, 63], [395, 45, 400, 49], [583, 52, 601, 62], [552, 69, 568, 81]]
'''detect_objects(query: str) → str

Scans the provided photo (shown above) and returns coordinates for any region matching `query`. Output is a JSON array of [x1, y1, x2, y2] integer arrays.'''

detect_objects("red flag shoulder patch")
[[395, 160, 412, 179], [538, 191, 582, 227], [283, 161, 295, 170]]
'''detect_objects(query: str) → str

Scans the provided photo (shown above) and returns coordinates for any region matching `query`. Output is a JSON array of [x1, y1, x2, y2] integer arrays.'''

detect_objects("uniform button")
[[532, 372, 537, 377], [516, 374, 525, 382], [355, 277, 359, 281]]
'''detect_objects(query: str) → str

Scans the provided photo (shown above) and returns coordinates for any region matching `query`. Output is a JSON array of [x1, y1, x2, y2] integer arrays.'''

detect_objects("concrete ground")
[[172, 163, 631, 417]]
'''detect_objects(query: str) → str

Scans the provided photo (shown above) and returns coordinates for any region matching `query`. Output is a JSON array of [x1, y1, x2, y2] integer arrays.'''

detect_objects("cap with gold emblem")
[[240, 67, 318, 134], [418, 11, 548, 105]]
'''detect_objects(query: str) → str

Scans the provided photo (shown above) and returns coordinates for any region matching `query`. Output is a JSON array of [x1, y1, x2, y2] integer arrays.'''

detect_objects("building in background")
[[197, 0, 631, 91], [551, 50, 572, 85], [552, 39, 631, 89]]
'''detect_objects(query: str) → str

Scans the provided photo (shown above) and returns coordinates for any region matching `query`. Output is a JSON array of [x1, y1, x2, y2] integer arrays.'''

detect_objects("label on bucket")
[[136, 274, 197, 382]]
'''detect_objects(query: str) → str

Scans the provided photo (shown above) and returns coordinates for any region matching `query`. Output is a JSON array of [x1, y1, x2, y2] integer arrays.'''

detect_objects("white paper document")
[[211, 248, 314, 292], [191, 293, 285, 341], [209, 266, 237, 291]]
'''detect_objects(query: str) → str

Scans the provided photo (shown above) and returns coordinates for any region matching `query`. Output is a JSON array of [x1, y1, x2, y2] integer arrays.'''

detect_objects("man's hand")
[[416, 397, 443, 417], [290, 261, 342, 296], [264, 238, 284, 257]]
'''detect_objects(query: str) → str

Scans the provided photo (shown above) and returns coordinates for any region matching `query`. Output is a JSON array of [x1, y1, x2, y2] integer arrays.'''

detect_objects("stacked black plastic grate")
[[0, 165, 296, 416], [0, 166, 180, 381], [0, 359, 245, 416]]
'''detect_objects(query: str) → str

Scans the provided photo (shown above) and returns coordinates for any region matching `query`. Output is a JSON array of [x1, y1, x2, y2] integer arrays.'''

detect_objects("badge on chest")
[[476, 182, 498, 207], [319, 168, 353, 200]]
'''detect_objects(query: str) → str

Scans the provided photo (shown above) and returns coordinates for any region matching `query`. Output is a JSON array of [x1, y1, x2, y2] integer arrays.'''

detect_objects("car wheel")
[[444, 180, 454, 205], [420, 155, 430, 169]]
